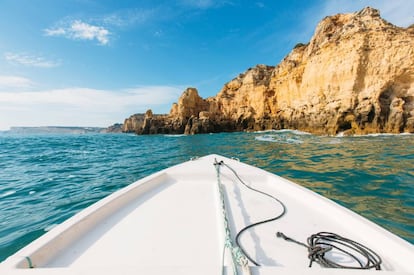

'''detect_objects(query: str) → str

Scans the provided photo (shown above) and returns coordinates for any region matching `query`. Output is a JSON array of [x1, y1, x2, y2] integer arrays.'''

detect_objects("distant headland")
[[6, 126, 106, 134], [111, 7, 414, 136]]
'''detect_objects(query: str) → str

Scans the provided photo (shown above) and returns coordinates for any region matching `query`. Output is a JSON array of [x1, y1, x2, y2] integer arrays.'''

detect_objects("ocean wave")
[[254, 129, 312, 135], [360, 132, 413, 137], [164, 134, 187, 137], [0, 190, 16, 198], [254, 129, 311, 144], [255, 134, 304, 144], [336, 132, 414, 138]]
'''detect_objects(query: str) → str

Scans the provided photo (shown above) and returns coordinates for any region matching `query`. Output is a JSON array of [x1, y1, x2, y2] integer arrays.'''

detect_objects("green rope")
[[25, 256, 34, 268], [214, 160, 249, 274]]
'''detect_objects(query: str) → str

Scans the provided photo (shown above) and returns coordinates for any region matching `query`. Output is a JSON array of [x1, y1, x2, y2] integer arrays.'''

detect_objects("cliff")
[[122, 7, 414, 135]]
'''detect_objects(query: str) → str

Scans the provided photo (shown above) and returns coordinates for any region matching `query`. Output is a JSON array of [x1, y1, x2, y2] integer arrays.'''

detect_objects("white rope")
[[214, 160, 251, 275]]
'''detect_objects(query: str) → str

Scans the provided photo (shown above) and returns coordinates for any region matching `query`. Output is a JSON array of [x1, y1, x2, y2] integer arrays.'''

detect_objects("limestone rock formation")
[[122, 113, 145, 133], [122, 110, 172, 134], [262, 6, 414, 135], [121, 7, 414, 135]]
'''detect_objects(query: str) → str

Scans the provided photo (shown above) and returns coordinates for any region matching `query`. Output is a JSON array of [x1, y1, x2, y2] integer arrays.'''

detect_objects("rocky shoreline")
[[114, 7, 414, 136]]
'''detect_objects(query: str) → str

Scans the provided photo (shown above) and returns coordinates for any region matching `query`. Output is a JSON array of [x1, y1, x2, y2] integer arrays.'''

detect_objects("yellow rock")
[[122, 7, 414, 135]]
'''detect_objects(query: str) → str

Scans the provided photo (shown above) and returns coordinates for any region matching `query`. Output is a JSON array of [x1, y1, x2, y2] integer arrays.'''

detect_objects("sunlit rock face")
[[121, 7, 414, 135], [261, 6, 414, 135]]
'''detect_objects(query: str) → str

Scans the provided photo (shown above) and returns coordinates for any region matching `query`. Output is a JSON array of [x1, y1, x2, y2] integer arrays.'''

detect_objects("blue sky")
[[0, 0, 413, 130]]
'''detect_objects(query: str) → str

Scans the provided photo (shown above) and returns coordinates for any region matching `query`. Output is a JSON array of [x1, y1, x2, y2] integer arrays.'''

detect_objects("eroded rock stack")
[[121, 7, 414, 135]]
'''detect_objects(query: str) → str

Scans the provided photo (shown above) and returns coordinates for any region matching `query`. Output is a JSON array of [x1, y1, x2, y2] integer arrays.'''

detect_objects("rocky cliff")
[[122, 7, 414, 135]]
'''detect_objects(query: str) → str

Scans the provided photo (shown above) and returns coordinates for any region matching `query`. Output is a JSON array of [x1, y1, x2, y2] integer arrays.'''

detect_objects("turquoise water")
[[0, 131, 413, 262]]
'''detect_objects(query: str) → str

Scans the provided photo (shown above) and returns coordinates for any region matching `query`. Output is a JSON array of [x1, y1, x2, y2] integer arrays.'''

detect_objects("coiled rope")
[[277, 231, 382, 269]]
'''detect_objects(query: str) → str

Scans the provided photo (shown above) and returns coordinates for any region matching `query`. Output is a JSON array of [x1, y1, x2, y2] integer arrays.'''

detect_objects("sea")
[[0, 130, 413, 262]]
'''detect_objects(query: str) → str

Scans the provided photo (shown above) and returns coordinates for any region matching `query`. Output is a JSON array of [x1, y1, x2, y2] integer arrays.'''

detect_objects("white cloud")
[[0, 86, 183, 130], [71, 21, 110, 45], [101, 8, 157, 27], [44, 27, 66, 36], [4, 52, 61, 68], [44, 20, 110, 45], [0, 75, 34, 89]]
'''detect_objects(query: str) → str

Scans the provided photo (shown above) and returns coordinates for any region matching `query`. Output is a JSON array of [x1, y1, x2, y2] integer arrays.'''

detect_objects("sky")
[[0, 0, 413, 130]]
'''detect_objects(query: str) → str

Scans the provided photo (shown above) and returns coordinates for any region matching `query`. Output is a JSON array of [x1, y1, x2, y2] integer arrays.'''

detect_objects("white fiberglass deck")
[[1, 154, 414, 275], [48, 176, 222, 268]]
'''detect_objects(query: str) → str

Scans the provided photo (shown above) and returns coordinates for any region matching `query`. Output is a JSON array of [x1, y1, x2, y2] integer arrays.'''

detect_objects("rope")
[[215, 159, 287, 267], [276, 231, 382, 270], [25, 256, 34, 268], [214, 160, 249, 275], [214, 158, 382, 271]]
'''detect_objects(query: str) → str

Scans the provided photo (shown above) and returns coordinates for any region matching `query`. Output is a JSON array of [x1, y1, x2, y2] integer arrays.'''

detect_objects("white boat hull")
[[1, 154, 413, 274]]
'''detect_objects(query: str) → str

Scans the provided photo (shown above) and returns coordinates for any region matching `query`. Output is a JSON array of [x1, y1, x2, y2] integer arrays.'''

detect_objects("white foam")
[[254, 129, 311, 135], [336, 132, 413, 138], [164, 134, 187, 137], [255, 135, 276, 142], [0, 190, 16, 198], [255, 135, 303, 144]]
